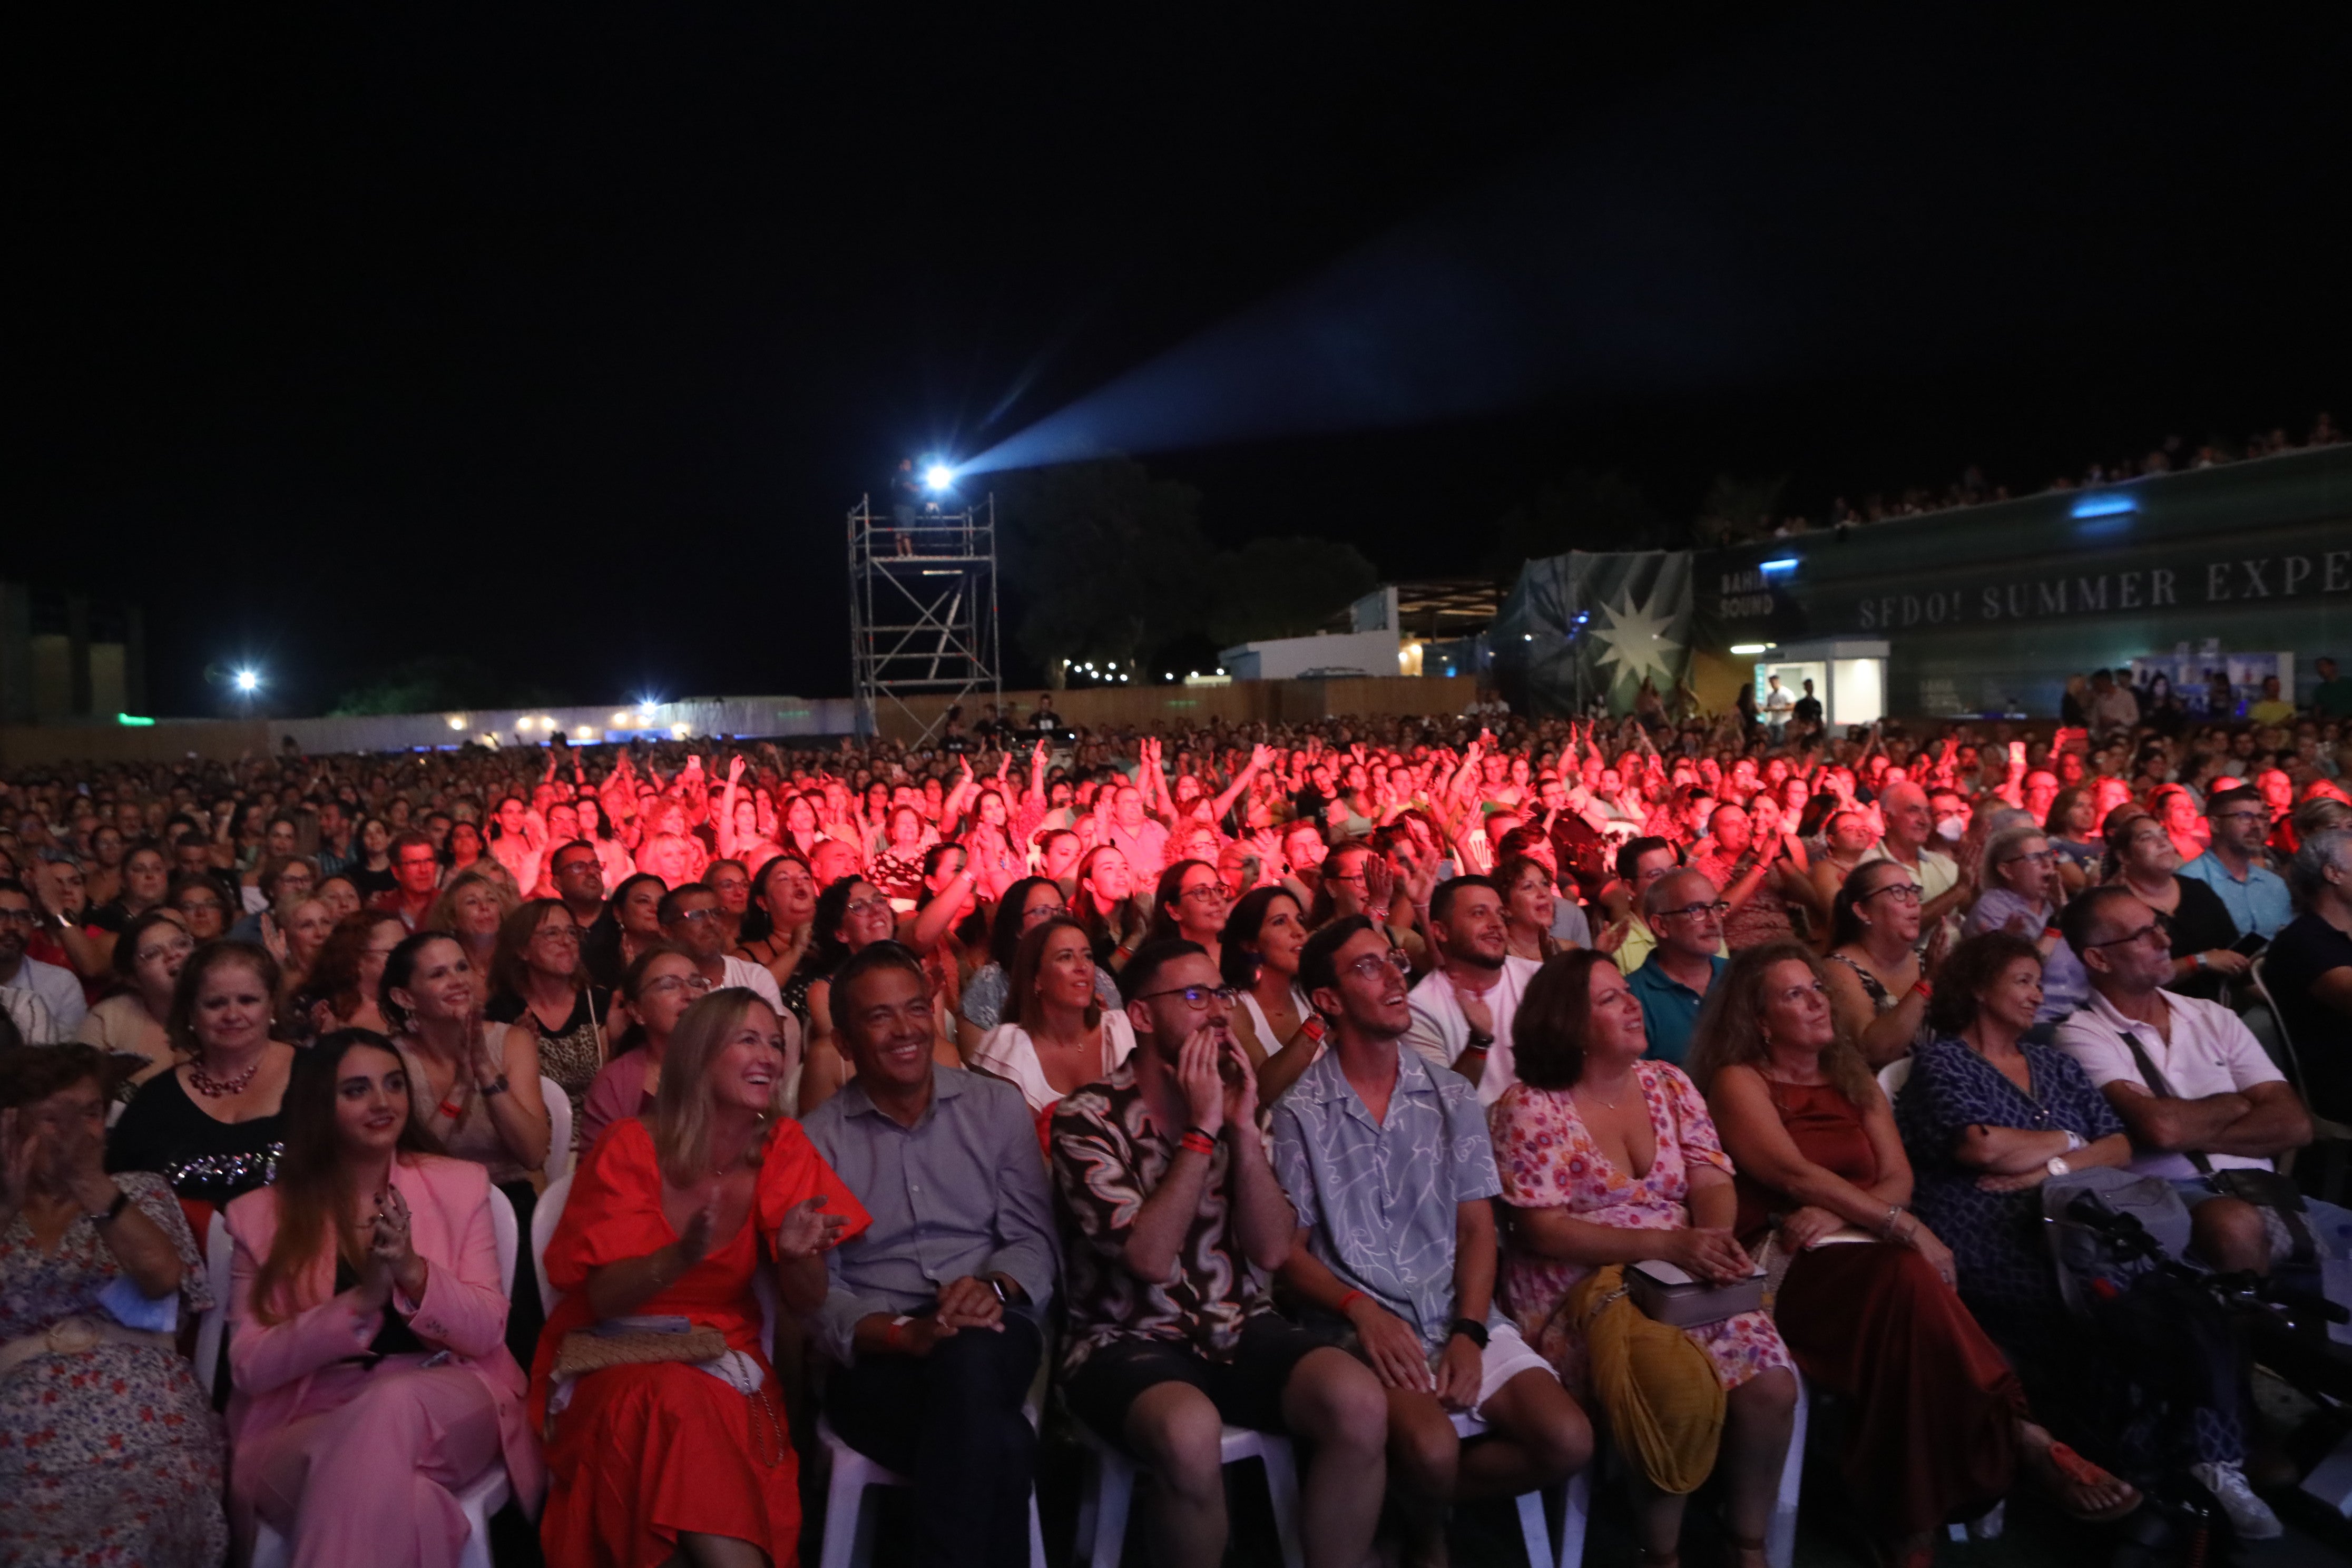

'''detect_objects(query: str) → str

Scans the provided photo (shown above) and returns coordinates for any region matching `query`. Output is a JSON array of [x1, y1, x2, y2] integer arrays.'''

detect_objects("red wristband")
[[1180, 1129, 1218, 1157], [1299, 1015, 1327, 1043], [1909, 979, 1934, 999], [1337, 1289, 1366, 1317]]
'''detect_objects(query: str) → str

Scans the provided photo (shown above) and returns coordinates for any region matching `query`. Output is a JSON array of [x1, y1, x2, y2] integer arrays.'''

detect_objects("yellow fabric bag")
[[1566, 1263, 1726, 1494]]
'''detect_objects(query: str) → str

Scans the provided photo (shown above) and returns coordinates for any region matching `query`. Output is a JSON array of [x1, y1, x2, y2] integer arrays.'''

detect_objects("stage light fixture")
[[233, 669, 260, 693], [924, 464, 955, 491]]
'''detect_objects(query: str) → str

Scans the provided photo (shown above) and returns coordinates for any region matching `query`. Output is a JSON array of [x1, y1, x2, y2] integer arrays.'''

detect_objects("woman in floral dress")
[[1489, 952, 1795, 1568], [0, 1044, 226, 1568]]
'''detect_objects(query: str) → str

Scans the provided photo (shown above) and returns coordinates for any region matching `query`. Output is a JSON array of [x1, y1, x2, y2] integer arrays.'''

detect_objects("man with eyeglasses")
[[658, 884, 787, 1019], [0, 878, 84, 1042], [1625, 868, 1730, 1067], [1603, 836, 1689, 977], [548, 839, 618, 982], [2055, 886, 2343, 1275], [1053, 938, 1388, 1568], [2175, 786, 2292, 943], [370, 829, 443, 931], [1404, 876, 1541, 1106], [1271, 917, 1591, 1560]]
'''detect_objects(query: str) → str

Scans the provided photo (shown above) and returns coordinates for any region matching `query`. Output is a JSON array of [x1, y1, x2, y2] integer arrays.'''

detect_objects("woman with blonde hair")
[[531, 987, 866, 1568], [427, 869, 518, 979], [1690, 942, 2137, 1565]]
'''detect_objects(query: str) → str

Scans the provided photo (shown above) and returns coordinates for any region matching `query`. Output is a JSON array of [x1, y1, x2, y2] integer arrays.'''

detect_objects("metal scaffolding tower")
[[846, 492, 1002, 743]]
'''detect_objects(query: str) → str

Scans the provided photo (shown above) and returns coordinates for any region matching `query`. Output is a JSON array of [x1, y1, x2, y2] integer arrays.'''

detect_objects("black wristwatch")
[[1448, 1317, 1490, 1350], [479, 1075, 511, 1097], [1462, 1030, 1494, 1056], [986, 1276, 1015, 1306]]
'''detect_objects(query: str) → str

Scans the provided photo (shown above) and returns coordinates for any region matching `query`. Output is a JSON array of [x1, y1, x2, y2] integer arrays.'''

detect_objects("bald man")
[[1861, 782, 1969, 935]]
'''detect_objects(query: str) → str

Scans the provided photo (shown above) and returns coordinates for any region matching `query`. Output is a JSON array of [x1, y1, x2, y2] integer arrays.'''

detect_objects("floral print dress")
[[1488, 1060, 1792, 1398], [0, 1170, 228, 1567]]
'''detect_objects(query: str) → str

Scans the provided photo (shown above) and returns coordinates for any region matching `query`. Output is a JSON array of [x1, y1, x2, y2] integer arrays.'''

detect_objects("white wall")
[[1219, 629, 1403, 682]]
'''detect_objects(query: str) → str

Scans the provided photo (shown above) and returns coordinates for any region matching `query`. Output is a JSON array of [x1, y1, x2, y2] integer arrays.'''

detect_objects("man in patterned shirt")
[[1051, 938, 1388, 1568], [1272, 915, 1592, 1563]]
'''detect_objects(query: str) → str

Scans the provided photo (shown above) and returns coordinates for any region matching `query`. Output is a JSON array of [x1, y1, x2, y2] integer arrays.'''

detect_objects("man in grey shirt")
[[799, 942, 1057, 1568]]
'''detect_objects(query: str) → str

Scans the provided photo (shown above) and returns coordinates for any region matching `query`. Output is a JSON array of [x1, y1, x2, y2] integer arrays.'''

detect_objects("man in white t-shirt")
[[2055, 887, 2341, 1277], [1403, 876, 1541, 1106], [658, 883, 788, 1020], [1761, 675, 1795, 739], [1859, 782, 1967, 940]]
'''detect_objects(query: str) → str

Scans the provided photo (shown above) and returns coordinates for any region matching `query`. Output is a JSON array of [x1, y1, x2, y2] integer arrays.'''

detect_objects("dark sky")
[[8, 5, 2348, 714]]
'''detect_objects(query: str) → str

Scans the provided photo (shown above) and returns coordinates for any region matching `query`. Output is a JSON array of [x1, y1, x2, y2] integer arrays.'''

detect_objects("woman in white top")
[[76, 908, 194, 1096], [971, 916, 1135, 1120], [1220, 886, 1321, 1109]]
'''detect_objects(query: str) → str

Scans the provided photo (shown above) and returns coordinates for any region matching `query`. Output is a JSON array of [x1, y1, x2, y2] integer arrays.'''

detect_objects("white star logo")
[[1589, 587, 1682, 691]]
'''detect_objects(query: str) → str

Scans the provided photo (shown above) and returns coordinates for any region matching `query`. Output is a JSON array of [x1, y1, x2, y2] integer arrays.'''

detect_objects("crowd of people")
[[1721, 409, 2345, 541], [3, 667, 2351, 1568]]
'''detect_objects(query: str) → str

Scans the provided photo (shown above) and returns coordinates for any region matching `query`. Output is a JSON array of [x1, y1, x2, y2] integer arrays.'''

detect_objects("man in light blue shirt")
[[1271, 916, 1591, 1559], [800, 943, 1057, 1568], [2177, 786, 2293, 941]]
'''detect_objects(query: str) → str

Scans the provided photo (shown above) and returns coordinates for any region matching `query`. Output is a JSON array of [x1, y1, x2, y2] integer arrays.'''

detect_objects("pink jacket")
[[224, 1153, 547, 1512]]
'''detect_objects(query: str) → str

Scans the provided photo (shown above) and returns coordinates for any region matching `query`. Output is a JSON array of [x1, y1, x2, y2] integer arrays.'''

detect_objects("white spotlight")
[[924, 464, 954, 491], [233, 670, 260, 693]]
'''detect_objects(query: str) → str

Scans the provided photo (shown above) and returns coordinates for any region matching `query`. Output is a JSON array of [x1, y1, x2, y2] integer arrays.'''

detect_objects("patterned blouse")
[[0, 1171, 228, 1567], [1049, 1062, 1280, 1377], [1488, 1062, 1792, 1398]]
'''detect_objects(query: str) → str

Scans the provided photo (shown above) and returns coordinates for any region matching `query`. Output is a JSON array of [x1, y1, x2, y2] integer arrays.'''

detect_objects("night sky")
[[9, 6, 2348, 716]]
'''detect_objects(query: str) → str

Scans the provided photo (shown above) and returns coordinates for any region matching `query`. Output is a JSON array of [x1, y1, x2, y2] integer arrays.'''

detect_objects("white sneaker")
[[2190, 1461, 2284, 1540]]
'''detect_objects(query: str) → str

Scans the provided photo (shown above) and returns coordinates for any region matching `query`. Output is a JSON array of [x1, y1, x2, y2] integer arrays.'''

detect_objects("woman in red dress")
[[532, 986, 866, 1567], [1689, 941, 2137, 1567]]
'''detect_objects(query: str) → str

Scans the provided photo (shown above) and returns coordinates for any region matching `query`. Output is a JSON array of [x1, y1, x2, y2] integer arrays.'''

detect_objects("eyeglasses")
[[135, 937, 197, 964], [1998, 851, 2055, 868], [1861, 883, 1923, 905], [1021, 900, 1069, 925], [1133, 983, 1241, 1010], [1178, 883, 1227, 903], [842, 896, 894, 920], [0, 907, 37, 925], [1657, 899, 1731, 921], [1340, 949, 1412, 982], [641, 975, 715, 997], [670, 907, 723, 925], [2085, 922, 2169, 950]]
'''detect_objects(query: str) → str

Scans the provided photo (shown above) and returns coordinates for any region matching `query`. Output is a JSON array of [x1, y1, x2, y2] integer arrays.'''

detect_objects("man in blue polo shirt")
[[2177, 786, 2292, 942], [1626, 869, 1729, 1065]]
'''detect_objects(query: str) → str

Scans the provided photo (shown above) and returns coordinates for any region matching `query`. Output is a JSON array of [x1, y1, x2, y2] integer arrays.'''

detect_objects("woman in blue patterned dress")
[[1894, 931, 2265, 1516]]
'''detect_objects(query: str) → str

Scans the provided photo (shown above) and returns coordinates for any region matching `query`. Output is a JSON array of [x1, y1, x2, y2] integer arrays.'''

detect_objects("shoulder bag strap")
[[2116, 1027, 2212, 1178]]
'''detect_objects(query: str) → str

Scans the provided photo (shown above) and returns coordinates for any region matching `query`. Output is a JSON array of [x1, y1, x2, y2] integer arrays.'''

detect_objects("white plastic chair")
[[1073, 1422, 1304, 1568], [1875, 1055, 1912, 1105], [532, 1170, 574, 1312], [1451, 1410, 1588, 1568], [1563, 1376, 1807, 1568], [540, 1074, 574, 1182], [816, 1408, 1047, 1568], [241, 1187, 520, 1568]]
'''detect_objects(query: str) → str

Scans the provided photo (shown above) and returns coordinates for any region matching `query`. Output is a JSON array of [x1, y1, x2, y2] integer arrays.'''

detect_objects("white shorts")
[[1465, 1320, 1556, 1418]]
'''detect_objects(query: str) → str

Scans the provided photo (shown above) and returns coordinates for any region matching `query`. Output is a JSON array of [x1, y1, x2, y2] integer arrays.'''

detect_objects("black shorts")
[[1065, 1315, 1328, 1453]]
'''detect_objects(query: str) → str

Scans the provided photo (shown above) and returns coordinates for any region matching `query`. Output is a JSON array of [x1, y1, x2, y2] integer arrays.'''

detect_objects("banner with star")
[[1490, 550, 1693, 717]]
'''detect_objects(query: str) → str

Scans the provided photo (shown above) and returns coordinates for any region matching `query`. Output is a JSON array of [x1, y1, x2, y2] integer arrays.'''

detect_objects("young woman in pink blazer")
[[224, 1029, 545, 1567]]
